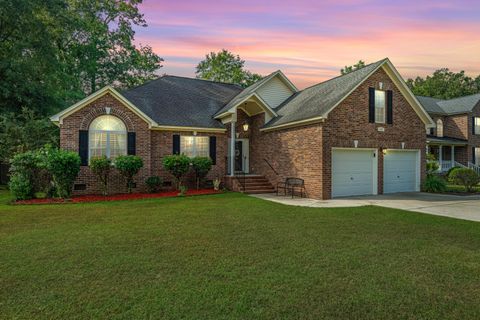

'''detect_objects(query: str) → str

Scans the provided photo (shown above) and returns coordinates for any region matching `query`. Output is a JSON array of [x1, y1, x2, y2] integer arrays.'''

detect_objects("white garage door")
[[332, 149, 377, 197], [383, 150, 419, 193]]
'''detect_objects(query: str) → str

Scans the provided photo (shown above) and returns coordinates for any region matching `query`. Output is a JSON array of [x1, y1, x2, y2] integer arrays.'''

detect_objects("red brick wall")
[[247, 67, 426, 199], [467, 101, 480, 163], [60, 92, 227, 195]]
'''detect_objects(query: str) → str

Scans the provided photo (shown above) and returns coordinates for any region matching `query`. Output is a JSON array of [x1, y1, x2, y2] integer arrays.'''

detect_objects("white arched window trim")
[[89, 115, 127, 160], [436, 119, 443, 138]]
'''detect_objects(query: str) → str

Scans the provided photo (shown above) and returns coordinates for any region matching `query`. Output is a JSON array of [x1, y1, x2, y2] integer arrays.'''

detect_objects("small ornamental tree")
[[448, 168, 480, 192], [426, 153, 439, 176], [90, 156, 112, 196], [162, 154, 190, 190], [45, 148, 81, 198], [114, 155, 144, 193], [191, 156, 213, 189]]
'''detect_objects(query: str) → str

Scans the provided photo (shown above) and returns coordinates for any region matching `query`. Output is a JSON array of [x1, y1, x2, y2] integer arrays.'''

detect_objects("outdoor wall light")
[[243, 122, 249, 132], [382, 148, 388, 155]]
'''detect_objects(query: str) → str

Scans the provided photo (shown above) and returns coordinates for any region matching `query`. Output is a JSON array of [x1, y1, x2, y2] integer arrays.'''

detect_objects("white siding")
[[257, 76, 294, 108]]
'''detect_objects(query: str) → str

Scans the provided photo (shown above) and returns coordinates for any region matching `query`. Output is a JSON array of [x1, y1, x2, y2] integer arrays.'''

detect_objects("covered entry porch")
[[426, 136, 468, 172]]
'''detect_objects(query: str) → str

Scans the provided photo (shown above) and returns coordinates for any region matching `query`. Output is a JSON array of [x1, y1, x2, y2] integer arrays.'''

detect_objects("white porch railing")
[[468, 162, 480, 175], [454, 161, 467, 168], [440, 161, 452, 172]]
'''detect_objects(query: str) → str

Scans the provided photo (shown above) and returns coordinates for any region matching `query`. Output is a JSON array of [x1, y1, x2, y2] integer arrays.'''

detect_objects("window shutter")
[[209, 136, 217, 165], [79, 130, 88, 166], [173, 134, 180, 154], [473, 147, 476, 164], [473, 117, 476, 135], [386, 90, 393, 124], [127, 132, 136, 155], [368, 87, 375, 123]]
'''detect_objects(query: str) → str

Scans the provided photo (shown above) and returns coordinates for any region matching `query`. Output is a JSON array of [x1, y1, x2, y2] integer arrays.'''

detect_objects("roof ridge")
[[163, 75, 244, 88], [300, 58, 387, 92], [438, 92, 480, 103]]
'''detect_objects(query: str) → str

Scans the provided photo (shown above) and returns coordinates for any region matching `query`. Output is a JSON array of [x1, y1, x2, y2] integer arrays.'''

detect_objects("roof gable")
[[262, 58, 434, 131], [416, 93, 480, 115]]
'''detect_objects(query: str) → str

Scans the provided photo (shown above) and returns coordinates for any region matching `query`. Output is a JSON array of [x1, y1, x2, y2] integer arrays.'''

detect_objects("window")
[[89, 115, 127, 160], [476, 148, 480, 164], [374, 90, 385, 123], [436, 119, 443, 137], [475, 117, 480, 135], [180, 136, 209, 157]]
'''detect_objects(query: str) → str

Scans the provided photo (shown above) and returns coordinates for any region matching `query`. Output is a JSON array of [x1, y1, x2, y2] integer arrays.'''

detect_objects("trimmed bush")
[[448, 168, 480, 192], [114, 155, 144, 193], [145, 176, 163, 193], [191, 156, 213, 189], [446, 166, 461, 178], [45, 148, 81, 198], [422, 175, 446, 193], [90, 156, 112, 196], [162, 154, 190, 190], [8, 173, 32, 200]]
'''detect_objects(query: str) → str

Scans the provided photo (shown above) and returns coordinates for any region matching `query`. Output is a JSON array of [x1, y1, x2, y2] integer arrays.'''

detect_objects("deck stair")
[[237, 175, 275, 194]]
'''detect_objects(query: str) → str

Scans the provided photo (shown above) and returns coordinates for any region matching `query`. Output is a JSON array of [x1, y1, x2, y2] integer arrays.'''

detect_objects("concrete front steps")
[[236, 175, 275, 194]]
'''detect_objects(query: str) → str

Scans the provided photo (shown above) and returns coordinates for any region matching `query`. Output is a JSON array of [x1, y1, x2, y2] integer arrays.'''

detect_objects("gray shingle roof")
[[213, 71, 278, 117], [263, 59, 387, 128], [121, 76, 242, 128], [416, 94, 480, 115]]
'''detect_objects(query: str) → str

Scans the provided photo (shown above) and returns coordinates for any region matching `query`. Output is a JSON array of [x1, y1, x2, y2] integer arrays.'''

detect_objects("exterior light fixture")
[[243, 122, 249, 132], [382, 148, 388, 155]]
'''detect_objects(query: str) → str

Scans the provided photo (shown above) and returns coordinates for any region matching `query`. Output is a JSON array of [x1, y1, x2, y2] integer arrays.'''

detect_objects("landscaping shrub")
[[90, 156, 111, 196], [448, 168, 480, 192], [162, 154, 190, 189], [446, 166, 461, 178], [8, 149, 50, 200], [422, 175, 447, 193], [178, 185, 188, 196], [145, 176, 163, 193], [191, 156, 213, 189], [45, 148, 81, 198], [114, 155, 143, 193], [8, 173, 32, 200]]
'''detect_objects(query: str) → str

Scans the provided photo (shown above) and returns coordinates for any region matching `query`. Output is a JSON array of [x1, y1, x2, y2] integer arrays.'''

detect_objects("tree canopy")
[[341, 60, 366, 75], [0, 0, 162, 163], [196, 49, 262, 87], [406, 69, 480, 99]]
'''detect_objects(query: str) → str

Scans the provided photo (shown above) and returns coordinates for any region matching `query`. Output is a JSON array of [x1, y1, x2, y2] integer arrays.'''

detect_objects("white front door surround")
[[331, 148, 378, 198], [228, 138, 250, 174]]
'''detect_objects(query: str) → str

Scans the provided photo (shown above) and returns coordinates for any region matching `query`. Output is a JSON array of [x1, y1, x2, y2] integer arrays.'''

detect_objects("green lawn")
[[1, 190, 480, 319]]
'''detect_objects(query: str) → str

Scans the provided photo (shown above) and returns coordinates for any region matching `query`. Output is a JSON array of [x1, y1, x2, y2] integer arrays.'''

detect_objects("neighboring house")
[[417, 94, 480, 172], [51, 58, 435, 199]]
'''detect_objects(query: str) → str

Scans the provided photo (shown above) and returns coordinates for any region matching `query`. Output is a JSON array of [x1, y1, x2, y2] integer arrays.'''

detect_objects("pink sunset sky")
[[135, 0, 480, 89]]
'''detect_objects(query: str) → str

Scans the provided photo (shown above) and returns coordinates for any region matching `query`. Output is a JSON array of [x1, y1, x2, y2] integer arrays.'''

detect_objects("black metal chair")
[[277, 177, 306, 198]]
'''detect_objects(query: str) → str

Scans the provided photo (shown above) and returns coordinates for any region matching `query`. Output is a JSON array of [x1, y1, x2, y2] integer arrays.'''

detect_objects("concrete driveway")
[[252, 192, 480, 222]]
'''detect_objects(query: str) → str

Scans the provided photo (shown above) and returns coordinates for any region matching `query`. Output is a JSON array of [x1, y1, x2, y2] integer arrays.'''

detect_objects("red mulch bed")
[[15, 189, 221, 205]]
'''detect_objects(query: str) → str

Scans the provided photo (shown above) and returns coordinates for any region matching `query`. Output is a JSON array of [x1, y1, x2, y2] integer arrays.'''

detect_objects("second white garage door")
[[383, 150, 419, 193], [332, 149, 377, 197]]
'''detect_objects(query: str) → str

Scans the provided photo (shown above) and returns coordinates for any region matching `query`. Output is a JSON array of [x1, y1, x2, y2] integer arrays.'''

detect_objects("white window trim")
[[374, 90, 386, 124], [180, 136, 210, 157], [474, 117, 480, 135], [436, 119, 444, 138], [88, 129, 127, 160]]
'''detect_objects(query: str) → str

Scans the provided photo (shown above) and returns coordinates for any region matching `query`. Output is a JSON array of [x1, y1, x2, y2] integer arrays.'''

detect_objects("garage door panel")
[[384, 150, 418, 194], [332, 149, 376, 198]]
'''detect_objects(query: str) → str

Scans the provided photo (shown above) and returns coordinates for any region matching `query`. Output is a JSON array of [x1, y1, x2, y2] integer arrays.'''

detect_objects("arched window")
[[436, 119, 443, 137], [89, 115, 127, 160]]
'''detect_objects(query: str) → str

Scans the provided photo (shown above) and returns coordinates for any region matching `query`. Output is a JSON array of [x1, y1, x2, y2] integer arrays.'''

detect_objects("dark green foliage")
[[422, 175, 447, 193], [8, 149, 50, 200], [341, 60, 366, 75], [446, 166, 461, 178], [196, 49, 262, 87], [191, 157, 213, 189], [114, 155, 144, 193], [90, 156, 111, 196], [426, 153, 439, 176], [178, 185, 188, 196], [145, 176, 163, 193], [448, 168, 480, 192], [45, 148, 81, 198], [162, 154, 191, 189], [407, 68, 480, 99], [8, 173, 32, 200]]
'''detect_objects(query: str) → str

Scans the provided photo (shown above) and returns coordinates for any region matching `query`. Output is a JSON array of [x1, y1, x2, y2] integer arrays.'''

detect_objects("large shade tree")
[[196, 49, 262, 88]]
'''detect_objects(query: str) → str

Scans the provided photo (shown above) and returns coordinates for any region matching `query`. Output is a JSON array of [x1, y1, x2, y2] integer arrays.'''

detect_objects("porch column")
[[439, 145, 443, 171], [230, 121, 236, 177], [451, 145, 455, 165]]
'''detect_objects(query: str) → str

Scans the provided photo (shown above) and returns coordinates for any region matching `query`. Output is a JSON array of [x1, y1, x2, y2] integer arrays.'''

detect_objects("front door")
[[235, 141, 243, 171]]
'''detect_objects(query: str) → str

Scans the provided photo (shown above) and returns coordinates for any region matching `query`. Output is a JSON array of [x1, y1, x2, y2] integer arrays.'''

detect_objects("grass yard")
[[1, 190, 480, 319]]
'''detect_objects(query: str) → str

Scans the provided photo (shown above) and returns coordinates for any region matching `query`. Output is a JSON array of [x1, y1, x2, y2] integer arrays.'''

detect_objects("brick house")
[[416, 95, 480, 173], [51, 58, 436, 199]]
